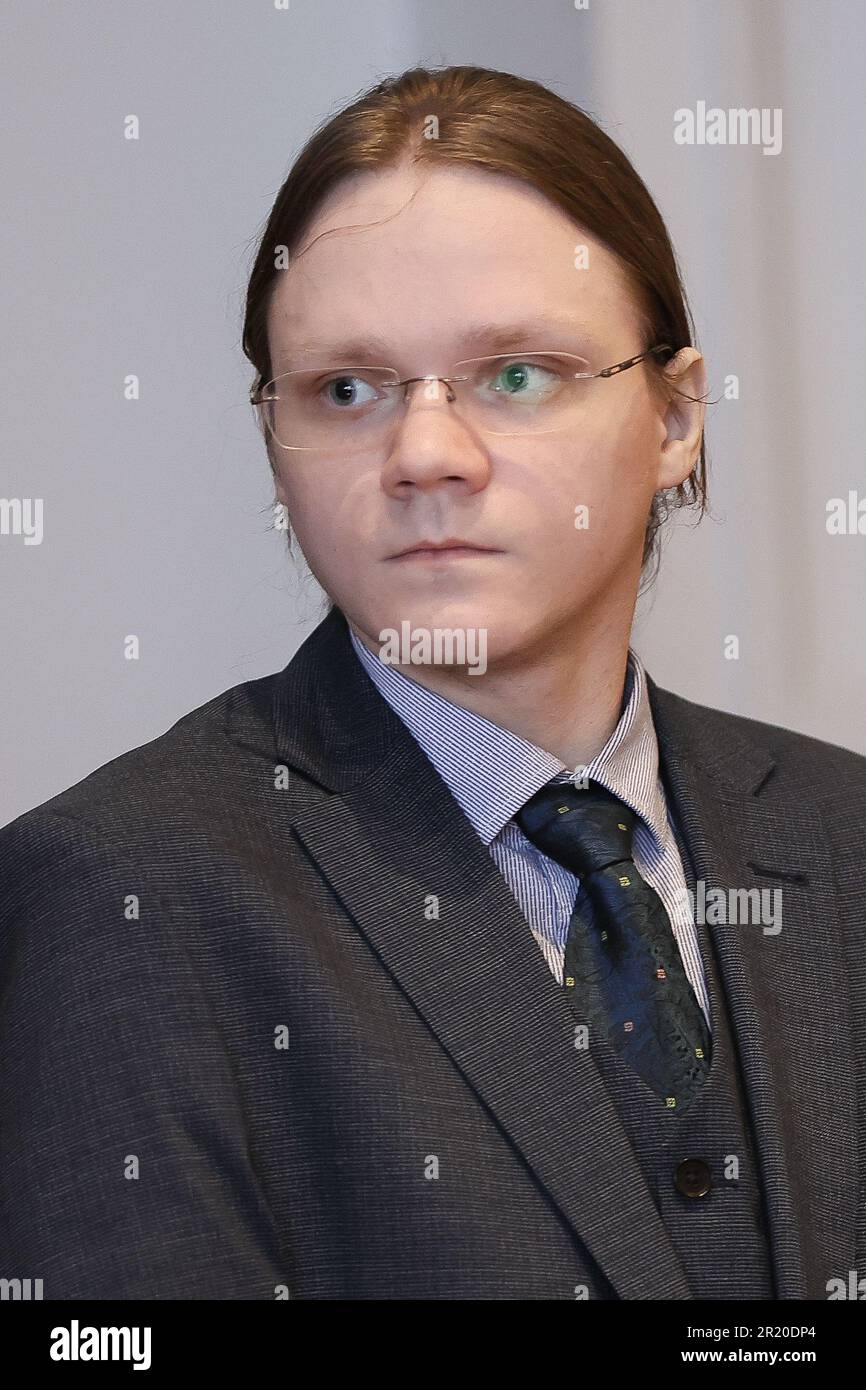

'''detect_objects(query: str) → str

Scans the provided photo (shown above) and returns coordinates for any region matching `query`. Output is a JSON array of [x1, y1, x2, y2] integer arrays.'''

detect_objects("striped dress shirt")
[[348, 629, 711, 1029]]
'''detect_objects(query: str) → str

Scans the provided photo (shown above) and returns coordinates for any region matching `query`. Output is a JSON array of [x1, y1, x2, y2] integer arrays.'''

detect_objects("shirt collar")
[[348, 627, 669, 852]]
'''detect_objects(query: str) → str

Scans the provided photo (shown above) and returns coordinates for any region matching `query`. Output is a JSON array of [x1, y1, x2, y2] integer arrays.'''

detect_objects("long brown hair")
[[242, 65, 708, 584]]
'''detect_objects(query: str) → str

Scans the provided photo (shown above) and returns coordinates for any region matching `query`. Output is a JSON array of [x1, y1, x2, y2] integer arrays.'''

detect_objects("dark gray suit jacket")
[[1, 607, 864, 1299]]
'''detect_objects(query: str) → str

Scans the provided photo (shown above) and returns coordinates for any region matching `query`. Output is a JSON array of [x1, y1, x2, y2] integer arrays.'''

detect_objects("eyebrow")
[[282, 317, 605, 361]]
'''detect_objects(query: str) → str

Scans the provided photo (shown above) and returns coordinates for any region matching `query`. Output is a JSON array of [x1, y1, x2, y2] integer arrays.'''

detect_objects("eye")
[[319, 373, 381, 408], [489, 359, 561, 397]]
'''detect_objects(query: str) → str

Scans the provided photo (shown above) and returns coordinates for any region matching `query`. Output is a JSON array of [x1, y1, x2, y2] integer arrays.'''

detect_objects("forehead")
[[266, 164, 642, 361]]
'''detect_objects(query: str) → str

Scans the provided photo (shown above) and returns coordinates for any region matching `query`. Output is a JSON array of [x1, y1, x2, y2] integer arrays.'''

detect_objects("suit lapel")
[[241, 610, 691, 1299], [648, 676, 857, 1298]]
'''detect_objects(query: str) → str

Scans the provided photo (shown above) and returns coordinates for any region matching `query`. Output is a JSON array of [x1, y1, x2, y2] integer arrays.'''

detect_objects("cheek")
[[542, 417, 657, 545], [275, 465, 389, 596], [580, 402, 659, 496], [277, 464, 363, 540], [538, 430, 632, 515]]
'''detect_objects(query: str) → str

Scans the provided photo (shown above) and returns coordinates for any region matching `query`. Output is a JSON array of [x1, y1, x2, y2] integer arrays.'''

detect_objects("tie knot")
[[515, 778, 636, 878]]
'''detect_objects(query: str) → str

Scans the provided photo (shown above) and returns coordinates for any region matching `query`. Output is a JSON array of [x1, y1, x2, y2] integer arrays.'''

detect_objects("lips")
[[389, 539, 501, 559]]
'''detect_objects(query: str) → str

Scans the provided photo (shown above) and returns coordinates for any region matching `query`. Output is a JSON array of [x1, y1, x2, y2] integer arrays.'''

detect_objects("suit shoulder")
[[0, 670, 280, 849], [650, 679, 866, 797]]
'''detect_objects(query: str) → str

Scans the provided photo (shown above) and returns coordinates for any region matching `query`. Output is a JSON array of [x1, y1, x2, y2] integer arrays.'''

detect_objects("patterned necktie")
[[516, 778, 710, 1110]]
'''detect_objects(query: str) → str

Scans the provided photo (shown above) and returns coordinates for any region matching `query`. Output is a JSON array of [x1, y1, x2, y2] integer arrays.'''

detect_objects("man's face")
[[265, 164, 682, 667]]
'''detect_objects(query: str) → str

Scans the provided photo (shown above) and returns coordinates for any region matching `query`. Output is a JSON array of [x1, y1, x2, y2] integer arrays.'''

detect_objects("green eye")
[[490, 359, 559, 397], [499, 362, 531, 392]]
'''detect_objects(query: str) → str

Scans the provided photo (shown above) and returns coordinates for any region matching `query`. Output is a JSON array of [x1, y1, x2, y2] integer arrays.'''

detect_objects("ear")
[[655, 347, 706, 490]]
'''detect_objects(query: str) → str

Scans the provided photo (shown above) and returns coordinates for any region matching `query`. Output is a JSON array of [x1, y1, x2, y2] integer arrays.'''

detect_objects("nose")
[[380, 378, 492, 498]]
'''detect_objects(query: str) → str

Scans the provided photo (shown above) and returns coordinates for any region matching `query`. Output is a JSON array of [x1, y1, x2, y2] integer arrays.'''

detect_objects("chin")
[[375, 591, 499, 633]]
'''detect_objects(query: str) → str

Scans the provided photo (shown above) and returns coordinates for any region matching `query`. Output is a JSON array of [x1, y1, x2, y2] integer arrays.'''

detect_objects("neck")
[[349, 605, 634, 771]]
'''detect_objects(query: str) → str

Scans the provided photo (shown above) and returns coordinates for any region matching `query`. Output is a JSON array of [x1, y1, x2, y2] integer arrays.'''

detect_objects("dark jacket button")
[[675, 1158, 712, 1197]]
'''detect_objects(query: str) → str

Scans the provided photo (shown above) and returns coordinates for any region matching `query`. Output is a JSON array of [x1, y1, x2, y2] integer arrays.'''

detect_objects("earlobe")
[[656, 449, 694, 494]]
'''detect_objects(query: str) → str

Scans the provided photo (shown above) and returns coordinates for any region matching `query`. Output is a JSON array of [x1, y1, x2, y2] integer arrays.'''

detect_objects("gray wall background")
[[2, 0, 864, 825]]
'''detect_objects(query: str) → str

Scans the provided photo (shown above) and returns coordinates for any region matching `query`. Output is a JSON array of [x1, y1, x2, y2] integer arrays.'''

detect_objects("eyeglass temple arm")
[[597, 344, 673, 378]]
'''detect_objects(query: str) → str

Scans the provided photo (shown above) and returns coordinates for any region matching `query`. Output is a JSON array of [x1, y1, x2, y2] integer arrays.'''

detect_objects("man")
[[2, 78, 864, 1300]]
